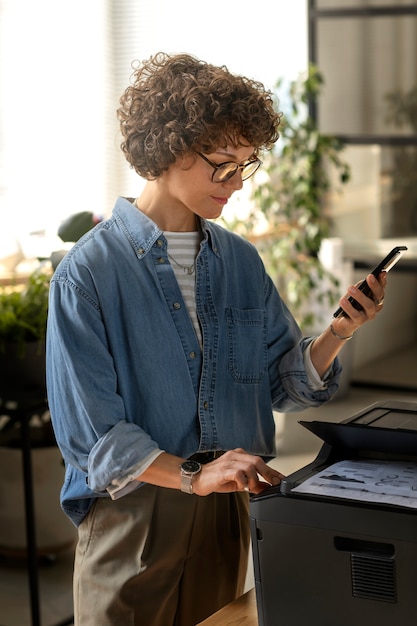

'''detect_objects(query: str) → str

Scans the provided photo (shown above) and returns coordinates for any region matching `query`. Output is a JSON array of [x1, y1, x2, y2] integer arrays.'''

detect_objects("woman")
[[46, 52, 386, 625]]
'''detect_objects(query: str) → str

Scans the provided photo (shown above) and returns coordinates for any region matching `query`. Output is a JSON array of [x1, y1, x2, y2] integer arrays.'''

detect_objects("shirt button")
[[157, 257, 165, 264], [173, 302, 181, 310], [189, 351, 196, 359], [138, 247, 145, 255], [156, 239, 164, 247], [203, 401, 208, 410]]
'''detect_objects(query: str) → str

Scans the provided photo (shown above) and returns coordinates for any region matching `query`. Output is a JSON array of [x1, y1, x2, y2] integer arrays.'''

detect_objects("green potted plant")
[[0, 265, 77, 555], [0, 265, 51, 402], [0, 265, 50, 349], [221, 64, 350, 331]]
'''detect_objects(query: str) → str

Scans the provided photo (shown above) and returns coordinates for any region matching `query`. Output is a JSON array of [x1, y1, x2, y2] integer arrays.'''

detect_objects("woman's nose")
[[223, 170, 244, 191]]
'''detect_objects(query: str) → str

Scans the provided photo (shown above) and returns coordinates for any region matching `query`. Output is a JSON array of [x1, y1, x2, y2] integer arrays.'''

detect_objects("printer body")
[[250, 400, 417, 626]]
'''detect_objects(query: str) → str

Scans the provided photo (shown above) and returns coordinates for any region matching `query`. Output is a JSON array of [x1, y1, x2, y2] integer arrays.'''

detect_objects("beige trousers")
[[73, 485, 250, 626]]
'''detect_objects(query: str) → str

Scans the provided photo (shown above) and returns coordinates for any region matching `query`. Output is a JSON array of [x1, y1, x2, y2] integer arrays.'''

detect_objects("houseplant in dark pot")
[[0, 266, 50, 405], [0, 264, 76, 555]]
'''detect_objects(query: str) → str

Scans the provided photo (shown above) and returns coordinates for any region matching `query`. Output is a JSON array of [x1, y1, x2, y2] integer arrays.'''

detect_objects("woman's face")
[[161, 142, 257, 225]]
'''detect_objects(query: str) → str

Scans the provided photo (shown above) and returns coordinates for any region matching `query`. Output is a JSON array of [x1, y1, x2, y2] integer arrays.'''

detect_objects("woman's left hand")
[[310, 271, 387, 378], [333, 271, 387, 336]]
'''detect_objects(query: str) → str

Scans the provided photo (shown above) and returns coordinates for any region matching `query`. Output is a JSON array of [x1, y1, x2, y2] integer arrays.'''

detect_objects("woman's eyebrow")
[[213, 150, 236, 159], [214, 150, 255, 162]]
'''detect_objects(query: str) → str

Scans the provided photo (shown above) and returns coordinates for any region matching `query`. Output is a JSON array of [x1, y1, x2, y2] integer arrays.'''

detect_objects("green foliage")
[[384, 86, 417, 235], [220, 65, 350, 330], [385, 85, 417, 133], [0, 267, 51, 353]]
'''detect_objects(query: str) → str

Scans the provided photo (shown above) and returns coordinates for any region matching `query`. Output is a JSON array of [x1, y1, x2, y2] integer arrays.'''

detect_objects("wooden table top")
[[198, 588, 258, 625]]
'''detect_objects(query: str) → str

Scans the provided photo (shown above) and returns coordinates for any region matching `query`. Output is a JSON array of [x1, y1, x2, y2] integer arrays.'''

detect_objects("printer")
[[250, 400, 417, 626]]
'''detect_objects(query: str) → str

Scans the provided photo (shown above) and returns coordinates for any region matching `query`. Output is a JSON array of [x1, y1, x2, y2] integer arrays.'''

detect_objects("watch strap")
[[180, 460, 201, 494], [180, 472, 194, 494]]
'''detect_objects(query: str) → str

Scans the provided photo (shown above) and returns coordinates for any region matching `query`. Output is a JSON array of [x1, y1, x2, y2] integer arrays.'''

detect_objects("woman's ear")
[[176, 152, 197, 172]]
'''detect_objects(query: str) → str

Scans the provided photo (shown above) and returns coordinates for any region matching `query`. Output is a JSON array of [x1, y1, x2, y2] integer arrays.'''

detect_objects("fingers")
[[224, 449, 284, 494], [235, 466, 282, 494], [230, 448, 284, 492], [193, 449, 285, 496], [366, 273, 386, 314], [339, 273, 386, 323]]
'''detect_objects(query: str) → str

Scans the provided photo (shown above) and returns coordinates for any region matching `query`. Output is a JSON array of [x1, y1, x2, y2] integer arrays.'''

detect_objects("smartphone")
[[333, 245, 408, 318]]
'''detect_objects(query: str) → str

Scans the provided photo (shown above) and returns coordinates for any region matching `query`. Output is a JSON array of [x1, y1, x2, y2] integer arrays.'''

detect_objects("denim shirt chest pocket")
[[226, 307, 267, 383]]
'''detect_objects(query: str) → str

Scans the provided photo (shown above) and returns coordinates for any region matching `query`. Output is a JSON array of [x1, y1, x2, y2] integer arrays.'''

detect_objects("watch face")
[[181, 460, 201, 474]]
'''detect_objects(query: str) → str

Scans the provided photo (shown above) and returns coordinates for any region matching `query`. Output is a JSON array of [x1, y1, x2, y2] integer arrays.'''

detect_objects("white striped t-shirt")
[[164, 231, 202, 347]]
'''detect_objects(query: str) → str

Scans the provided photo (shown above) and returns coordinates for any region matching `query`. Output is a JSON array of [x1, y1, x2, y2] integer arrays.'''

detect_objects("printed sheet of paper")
[[292, 459, 417, 509]]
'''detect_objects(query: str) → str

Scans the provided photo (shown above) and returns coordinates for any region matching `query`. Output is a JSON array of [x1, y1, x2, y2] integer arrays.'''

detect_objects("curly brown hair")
[[117, 52, 282, 180]]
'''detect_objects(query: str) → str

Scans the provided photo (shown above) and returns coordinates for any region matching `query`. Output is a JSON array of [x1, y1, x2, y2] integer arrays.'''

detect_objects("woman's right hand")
[[192, 448, 284, 496]]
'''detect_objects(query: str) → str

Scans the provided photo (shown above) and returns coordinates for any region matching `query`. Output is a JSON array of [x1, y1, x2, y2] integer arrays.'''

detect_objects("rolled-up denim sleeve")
[[275, 337, 342, 412], [86, 420, 163, 494], [105, 449, 164, 499]]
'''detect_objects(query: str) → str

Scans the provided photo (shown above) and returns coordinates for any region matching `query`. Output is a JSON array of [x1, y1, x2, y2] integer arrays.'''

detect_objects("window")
[[0, 0, 307, 266], [309, 0, 417, 240]]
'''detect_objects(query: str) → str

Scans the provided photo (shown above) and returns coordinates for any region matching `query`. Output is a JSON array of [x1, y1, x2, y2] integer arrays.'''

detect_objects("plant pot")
[[0, 445, 76, 557], [0, 339, 76, 556], [0, 340, 46, 402]]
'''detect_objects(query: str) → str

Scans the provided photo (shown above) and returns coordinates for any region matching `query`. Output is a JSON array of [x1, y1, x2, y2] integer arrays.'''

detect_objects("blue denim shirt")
[[46, 197, 341, 525]]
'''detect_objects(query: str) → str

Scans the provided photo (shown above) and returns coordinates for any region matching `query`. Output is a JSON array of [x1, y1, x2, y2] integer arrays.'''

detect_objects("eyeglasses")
[[196, 151, 262, 183]]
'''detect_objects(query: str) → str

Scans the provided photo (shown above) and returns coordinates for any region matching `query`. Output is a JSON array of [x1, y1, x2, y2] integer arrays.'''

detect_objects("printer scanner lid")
[[299, 400, 417, 457]]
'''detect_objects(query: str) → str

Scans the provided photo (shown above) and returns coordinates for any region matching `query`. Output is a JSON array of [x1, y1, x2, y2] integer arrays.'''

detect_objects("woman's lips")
[[211, 196, 229, 205]]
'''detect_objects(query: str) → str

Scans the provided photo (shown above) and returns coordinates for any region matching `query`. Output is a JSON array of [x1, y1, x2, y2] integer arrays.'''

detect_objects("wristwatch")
[[180, 460, 202, 494]]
